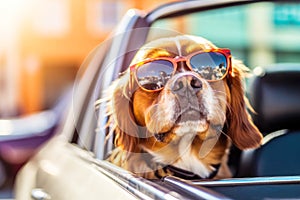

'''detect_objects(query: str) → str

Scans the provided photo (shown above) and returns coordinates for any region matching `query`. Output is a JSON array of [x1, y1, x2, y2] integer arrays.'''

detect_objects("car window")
[[149, 2, 300, 69]]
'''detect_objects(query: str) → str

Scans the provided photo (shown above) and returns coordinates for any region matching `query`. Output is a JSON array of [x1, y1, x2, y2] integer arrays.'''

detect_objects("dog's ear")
[[226, 59, 263, 150], [109, 72, 139, 152]]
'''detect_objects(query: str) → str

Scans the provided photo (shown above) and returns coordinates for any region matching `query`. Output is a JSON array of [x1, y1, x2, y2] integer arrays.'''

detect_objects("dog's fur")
[[104, 35, 263, 179]]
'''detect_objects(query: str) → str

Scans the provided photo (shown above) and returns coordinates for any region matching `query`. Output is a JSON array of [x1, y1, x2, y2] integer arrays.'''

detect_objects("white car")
[[14, 0, 300, 199]]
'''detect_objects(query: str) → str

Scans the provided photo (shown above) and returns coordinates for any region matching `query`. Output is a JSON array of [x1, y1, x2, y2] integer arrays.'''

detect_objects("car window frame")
[[65, 43, 110, 146]]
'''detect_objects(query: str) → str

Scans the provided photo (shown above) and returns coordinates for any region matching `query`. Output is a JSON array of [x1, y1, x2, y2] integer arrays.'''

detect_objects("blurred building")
[[0, 0, 174, 116]]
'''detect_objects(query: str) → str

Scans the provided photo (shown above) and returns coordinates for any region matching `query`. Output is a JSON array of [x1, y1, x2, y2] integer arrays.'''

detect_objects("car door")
[[15, 94, 137, 200], [14, 37, 138, 200], [20, 135, 136, 200]]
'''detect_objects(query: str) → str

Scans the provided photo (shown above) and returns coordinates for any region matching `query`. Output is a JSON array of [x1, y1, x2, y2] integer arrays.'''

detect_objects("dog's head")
[[107, 35, 262, 157]]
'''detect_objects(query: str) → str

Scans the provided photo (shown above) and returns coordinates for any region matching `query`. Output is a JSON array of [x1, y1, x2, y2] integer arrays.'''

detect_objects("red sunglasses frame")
[[130, 48, 232, 92]]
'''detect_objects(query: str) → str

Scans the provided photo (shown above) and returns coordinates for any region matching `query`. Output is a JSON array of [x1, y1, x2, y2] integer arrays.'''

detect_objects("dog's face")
[[107, 35, 262, 178], [131, 38, 229, 149]]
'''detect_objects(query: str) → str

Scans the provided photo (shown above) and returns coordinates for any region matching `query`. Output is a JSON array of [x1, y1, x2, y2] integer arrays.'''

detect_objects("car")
[[0, 89, 70, 198], [14, 0, 300, 199]]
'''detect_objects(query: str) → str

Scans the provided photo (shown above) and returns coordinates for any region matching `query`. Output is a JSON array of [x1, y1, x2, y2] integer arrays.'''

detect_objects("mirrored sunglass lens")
[[136, 60, 173, 90], [190, 52, 227, 81]]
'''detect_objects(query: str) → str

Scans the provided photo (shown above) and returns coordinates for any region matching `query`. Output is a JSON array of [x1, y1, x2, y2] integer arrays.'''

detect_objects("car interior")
[[174, 63, 300, 199], [239, 64, 300, 177]]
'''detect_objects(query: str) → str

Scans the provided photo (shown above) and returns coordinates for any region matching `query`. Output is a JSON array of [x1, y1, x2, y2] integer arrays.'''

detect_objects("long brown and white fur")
[[103, 35, 262, 179]]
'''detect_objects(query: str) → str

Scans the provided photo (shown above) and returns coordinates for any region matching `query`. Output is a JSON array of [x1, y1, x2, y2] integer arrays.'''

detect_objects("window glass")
[[149, 2, 300, 69]]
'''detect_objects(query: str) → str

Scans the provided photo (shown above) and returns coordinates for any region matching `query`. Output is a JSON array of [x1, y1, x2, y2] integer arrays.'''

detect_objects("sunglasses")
[[130, 48, 232, 92]]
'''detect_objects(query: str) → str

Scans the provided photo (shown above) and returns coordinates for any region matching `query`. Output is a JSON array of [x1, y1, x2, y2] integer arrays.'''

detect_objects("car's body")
[[0, 89, 70, 197], [14, 0, 300, 199]]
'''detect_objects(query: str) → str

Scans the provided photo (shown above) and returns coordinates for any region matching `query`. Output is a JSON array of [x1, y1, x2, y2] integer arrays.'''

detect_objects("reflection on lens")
[[136, 60, 173, 90], [190, 52, 227, 81]]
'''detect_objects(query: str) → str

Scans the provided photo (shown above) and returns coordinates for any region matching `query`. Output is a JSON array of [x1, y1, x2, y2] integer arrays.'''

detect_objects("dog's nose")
[[171, 74, 202, 94]]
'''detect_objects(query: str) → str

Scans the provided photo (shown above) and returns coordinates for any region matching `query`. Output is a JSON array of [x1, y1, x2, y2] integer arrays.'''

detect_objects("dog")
[[103, 35, 263, 179]]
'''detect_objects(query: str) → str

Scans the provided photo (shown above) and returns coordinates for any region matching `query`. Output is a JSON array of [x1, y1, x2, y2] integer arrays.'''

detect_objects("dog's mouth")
[[153, 107, 209, 143], [176, 106, 207, 124]]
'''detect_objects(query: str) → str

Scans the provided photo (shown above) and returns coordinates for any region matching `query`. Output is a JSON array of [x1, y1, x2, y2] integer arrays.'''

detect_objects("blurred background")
[[0, 0, 174, 118], [1, 0, 300, 118], [150, 2, 300, 69]]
